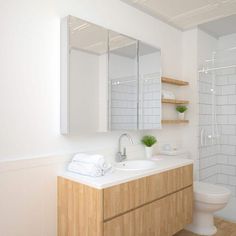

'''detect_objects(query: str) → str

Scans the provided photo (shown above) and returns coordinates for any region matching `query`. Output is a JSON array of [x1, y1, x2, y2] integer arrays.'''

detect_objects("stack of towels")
[[68, 153, 113, 177]]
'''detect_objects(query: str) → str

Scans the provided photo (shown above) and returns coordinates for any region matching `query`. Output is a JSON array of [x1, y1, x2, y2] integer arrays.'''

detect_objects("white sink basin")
[[115, 160, 158, 171]]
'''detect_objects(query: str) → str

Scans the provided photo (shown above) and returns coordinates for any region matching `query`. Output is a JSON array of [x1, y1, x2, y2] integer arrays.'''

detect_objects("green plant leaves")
[[176, 105, 187, 113], [141, 135, 157, 147]]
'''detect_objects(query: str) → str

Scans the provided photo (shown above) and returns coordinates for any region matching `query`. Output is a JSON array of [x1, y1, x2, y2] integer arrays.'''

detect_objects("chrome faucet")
[[116, 133, 134, 162]]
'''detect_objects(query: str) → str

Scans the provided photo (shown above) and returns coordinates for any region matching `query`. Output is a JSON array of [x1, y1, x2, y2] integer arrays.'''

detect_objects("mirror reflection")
[[109, 31, 138, 130], [138, 42, 161, 130], [67, 16, 108, 133], [61, 16, 161, 134]]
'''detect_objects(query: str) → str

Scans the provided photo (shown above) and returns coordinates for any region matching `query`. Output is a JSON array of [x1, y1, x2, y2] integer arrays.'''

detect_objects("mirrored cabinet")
[[61, 16, 161, 134], [138, 42, 161, 130], [108, 31, 138, 131]]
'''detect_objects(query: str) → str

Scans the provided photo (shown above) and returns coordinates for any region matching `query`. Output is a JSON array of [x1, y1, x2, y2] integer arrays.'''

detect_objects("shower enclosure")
[[198, 47, 236, 222]]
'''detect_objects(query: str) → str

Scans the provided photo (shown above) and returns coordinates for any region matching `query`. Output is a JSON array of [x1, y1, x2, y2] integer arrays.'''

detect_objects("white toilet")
[[185, 181, 231, 236], [159, 151, 231, 236]]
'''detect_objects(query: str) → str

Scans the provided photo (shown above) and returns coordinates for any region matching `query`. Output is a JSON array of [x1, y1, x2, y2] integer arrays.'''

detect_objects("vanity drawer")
[[104, 186, 193, 236], [103, 164, 193, 220]]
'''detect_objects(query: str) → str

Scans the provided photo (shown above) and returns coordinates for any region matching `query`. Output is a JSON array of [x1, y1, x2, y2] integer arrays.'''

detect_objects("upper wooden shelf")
[[161, 77, 189, 86], [162, 98, 189, 104]]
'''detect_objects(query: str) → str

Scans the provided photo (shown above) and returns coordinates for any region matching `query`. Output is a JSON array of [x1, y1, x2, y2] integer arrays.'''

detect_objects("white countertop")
[[59, 157, 193, 189]]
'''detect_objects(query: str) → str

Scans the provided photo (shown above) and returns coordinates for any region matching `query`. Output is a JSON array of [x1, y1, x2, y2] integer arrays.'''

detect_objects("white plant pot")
[[178, 112, 185, 120], [145, 146, 153, 159]]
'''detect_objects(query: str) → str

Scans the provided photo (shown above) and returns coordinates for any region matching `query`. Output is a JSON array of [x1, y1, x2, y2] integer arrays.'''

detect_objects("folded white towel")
[[68, 162, 103, 177], [72, 153, 110, 170], [68, 153, 113, 177]]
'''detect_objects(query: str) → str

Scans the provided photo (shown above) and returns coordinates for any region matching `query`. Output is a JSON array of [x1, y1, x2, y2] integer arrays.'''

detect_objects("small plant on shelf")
[[176, 105, 188, 113], [176, 105, 188, 120], [141, 135, 157, 147], [141, 135, 157, 159]]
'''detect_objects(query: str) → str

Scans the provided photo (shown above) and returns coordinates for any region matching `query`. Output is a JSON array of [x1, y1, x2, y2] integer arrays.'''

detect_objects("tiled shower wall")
[[110, 77, 138, 130], [199, 74, 219, 184], [216, 69, 236, 196], [199, 68, 236, 197]]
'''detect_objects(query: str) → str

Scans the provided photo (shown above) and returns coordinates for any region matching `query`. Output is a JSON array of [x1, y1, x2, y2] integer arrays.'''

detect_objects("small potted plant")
[[176, 105, 188, 120], [141, 135, 157, 159]]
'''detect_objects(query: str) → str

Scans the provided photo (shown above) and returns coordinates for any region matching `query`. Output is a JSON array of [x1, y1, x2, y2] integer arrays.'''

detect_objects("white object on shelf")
[[162, 90, 175, 99], [159, 149, 189, 156], [162, 144, 172, 151], [178, 112, 185, 120], [145, 146, 153, 159]]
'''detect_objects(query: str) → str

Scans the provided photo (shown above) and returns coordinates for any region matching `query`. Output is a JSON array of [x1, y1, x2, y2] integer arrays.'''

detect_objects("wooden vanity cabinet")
[[58, 164, 193, 236], [104, 186, 193, 236]]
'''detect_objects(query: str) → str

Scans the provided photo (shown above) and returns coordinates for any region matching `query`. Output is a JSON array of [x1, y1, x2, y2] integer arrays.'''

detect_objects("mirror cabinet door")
[[138, 42, 161, 130], [61, 16, 108, 134], [108, 31, 138, 131]]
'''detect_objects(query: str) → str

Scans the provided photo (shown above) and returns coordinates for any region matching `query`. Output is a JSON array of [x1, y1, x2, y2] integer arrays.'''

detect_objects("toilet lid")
[[194, 181, 231, 204]]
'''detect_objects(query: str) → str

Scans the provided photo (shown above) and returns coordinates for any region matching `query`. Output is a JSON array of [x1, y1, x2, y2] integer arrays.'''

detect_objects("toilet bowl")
[[185, 181, 231, 236]]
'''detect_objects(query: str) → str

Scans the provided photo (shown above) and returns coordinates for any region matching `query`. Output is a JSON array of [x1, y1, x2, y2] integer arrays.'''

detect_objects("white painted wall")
[[0, 0, 185, 235], [109, 53, 136, 79], [69, 49, 99, 133], [98, 54, 109, 132], [0, 0, 183, 160], [181, 29, 199, 179], [0, 155, 69, 236], [218, 33, 236, 50], [198, 29, 218, 67]]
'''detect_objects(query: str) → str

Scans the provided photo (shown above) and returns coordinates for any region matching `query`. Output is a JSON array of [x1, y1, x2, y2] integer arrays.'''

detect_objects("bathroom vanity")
[[58, 158, 193, 236]]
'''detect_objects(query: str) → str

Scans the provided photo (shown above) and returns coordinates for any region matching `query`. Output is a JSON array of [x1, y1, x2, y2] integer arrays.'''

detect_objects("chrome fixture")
[[116, 133, 134, 162]]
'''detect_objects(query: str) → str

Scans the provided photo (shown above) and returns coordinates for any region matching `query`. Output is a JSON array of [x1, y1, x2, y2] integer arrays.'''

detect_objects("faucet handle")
[[116, 152, 123, 162], [116, 151, 127, 162]]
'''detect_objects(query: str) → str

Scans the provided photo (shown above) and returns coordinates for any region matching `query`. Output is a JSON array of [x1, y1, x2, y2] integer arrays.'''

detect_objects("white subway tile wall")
[[199, 69, 236, 196], [138, 75, 161, 130], [199, 75, 219, 185], [110, 73, 161, 130], [110, 77, 138, 130]]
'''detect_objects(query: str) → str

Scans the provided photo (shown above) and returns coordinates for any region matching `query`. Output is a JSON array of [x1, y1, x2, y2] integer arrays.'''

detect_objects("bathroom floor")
[[175, 218, 236, 236]]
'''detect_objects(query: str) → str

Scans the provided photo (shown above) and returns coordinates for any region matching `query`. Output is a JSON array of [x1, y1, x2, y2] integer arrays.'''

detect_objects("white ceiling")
[[69, 16, 108, 55], [69, 16, 136, 55], [69, 16, 160, 56], [113, 42, 160, 58], [121, 0, 236, 30]]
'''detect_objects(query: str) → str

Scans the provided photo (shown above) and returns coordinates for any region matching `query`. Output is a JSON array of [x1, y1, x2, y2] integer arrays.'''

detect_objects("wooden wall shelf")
[[161, 77, 189, 86], [161, 77, 189, 125], [162, 120, 189, 124], [162, 98, 189, 104]]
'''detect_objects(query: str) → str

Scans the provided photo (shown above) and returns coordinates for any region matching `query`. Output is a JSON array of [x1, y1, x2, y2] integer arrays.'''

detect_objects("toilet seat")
[[194, 181, 231, 204]]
